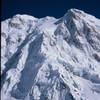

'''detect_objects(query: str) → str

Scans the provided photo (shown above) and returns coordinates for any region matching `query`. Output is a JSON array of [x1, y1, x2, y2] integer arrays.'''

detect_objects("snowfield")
[[1, 9, 100, 100]]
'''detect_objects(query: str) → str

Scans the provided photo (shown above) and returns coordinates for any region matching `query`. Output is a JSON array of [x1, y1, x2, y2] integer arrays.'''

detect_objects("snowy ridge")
[[1, 9, 100, 100]]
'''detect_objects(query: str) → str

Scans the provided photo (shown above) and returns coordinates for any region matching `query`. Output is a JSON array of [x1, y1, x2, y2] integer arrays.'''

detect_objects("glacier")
[[1, 9, 100, 100]]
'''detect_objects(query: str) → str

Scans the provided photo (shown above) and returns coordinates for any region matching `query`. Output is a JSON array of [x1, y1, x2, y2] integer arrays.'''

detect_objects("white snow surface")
[[1, 9, 100, 100]]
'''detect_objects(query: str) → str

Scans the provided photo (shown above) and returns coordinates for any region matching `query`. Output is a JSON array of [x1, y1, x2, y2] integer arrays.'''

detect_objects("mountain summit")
[[1, 9, 100, 100]]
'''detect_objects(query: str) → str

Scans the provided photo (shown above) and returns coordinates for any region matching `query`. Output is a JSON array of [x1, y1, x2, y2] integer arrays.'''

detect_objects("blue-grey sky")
[[1, 0, 100, 20]]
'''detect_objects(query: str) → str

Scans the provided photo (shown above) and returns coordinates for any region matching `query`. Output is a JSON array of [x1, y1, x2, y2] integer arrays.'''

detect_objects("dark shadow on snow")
[[11, 34, 45, 99]]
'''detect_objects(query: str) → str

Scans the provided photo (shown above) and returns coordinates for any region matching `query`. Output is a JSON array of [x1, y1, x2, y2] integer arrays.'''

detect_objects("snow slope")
[[1, 9, 100, 100]]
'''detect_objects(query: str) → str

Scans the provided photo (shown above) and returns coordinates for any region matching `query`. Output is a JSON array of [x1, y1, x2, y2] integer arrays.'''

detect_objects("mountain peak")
[[1, 9, 100, 100], [68, 8, 85, 14], [63, 8, 86, 20]]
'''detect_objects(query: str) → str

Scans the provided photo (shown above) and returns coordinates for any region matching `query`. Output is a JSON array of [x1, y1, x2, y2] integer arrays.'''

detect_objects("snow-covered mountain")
[[1, 9, 100, 100]]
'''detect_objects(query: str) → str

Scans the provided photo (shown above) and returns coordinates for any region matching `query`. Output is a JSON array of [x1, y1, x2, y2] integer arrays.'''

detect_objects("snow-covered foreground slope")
[[1, 9, 100, 100]]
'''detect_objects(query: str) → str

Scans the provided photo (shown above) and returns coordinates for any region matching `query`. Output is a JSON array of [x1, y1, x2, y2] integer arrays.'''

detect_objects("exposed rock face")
[[1, 9, 100, 100]]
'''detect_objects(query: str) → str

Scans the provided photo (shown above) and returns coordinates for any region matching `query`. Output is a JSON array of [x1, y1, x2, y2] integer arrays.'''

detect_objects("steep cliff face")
[[1, 9, 100, 100]]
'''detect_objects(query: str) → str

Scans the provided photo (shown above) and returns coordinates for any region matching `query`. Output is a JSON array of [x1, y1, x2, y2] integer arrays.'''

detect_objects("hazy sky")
[[1, 0, 100, 20]]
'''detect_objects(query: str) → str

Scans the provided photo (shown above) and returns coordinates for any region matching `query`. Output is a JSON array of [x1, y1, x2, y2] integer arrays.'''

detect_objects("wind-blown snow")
[[1, 9, 100, 100]]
